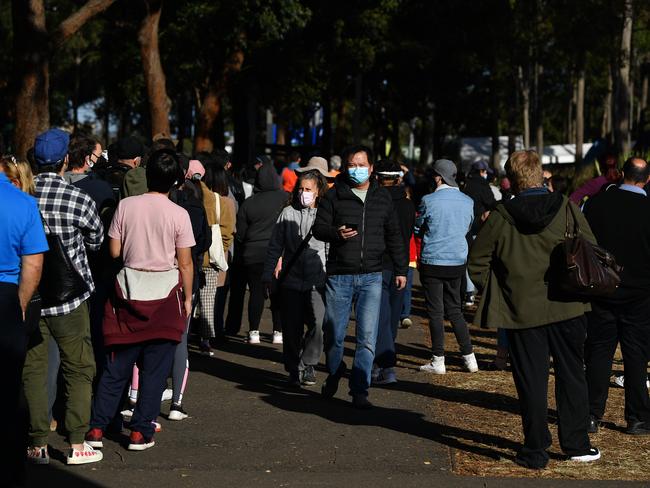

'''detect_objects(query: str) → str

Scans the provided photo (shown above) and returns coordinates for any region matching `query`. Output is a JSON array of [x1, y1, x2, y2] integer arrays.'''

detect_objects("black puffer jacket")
[[313, 175, 408, 276]]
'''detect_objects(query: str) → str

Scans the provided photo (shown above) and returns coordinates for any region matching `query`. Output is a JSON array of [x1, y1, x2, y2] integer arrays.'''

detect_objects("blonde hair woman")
[[0, 155, 35, 194]]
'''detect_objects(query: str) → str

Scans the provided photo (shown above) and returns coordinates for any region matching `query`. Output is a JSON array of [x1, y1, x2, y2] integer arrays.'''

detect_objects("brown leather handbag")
[[555, 202, 622, 299]]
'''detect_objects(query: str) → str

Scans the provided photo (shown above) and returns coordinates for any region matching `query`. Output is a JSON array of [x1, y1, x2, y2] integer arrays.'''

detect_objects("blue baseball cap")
[[34, 128, 70, 166]]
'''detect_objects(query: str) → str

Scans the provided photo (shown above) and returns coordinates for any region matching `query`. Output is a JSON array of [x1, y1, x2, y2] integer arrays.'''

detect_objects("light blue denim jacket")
[[415, 186, 474, 266]]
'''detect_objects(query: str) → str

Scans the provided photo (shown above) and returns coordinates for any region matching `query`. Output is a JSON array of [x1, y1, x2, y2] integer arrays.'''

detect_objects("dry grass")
[[398, 307, 650, 481]]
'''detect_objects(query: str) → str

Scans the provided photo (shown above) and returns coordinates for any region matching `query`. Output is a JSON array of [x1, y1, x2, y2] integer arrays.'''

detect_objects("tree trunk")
[[388, 115, 400, 159], [567, 73, 576, 145], [641, 68, 649, 111], [575, 68, 585, 163], [194, 45, 245, 153], [12, 0, 49, 159], [615, 0, 633, 156], [321, 99, 332, 158], [352, 74, 362, 144], [518, 66, 530, 148], [533, 62, 544, 153], [601, 67, 613, 139], [418, 105, 435, 165], [12, 0, 115, 158], [138, 0, 170, 139], [232, 76, 258, 169]]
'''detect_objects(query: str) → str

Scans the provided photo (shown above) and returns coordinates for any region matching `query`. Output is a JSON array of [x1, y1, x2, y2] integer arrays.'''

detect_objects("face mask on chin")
[[300, 190, 315, 207], [348, 167, 370, 185]]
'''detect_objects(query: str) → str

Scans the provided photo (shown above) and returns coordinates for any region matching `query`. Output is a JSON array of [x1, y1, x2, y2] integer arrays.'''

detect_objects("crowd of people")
[[2, 127, 649, 485]]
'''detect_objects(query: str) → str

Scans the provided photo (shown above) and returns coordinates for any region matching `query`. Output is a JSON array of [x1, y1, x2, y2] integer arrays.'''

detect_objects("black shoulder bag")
[[554, 202, 622, 299], [276, 231, 313, 286], [39, 219, 89, 308]]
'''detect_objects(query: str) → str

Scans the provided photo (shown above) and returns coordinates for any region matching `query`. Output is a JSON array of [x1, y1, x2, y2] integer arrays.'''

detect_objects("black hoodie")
[[502, 189, 564, 234], [236, 163, 289, 265]]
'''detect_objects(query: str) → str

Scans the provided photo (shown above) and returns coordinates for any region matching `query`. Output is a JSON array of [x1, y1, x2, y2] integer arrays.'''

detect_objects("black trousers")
[[585, 298, 650, 425], [507, 316, 592, 468], [226, 262, 282, 333], [419, 265, 472, 357], [0, 283, 29, 486]]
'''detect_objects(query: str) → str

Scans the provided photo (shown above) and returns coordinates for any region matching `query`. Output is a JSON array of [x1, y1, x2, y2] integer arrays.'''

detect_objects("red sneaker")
[[85, 428, 104, 449], [127, 431, 155, 451]]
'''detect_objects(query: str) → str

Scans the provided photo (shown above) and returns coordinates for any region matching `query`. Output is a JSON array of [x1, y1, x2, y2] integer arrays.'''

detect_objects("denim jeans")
[[324, 272, 382, 397], [400, 267, 414, 320], [375, 269, 406, 368]]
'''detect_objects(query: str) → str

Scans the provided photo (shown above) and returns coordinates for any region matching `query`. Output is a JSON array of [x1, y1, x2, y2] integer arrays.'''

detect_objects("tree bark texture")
[[533, 62, 544, 153], [601, 67, 613, 139], [518, 66, 530, 148], [139, 0, 171, 139], [615, 0, 633, 156], [194, 44, 245, 153], [12, 0, 115, 158], [575, 68, 585, 163]]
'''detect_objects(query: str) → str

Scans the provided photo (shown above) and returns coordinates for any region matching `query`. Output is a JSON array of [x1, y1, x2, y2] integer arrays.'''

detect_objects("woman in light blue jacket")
[[263, 164, 329, 386]]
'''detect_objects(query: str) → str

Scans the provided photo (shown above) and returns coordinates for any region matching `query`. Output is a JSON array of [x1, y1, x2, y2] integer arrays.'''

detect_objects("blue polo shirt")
[[0, 173, 49, 285]]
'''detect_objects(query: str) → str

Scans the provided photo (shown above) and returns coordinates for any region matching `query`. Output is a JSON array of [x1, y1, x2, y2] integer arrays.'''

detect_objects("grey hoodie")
[[263, 204, 327, 291]]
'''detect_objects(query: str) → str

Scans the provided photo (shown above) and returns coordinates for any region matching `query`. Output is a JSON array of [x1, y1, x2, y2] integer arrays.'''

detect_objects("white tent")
[[459, 136, 592, 172]]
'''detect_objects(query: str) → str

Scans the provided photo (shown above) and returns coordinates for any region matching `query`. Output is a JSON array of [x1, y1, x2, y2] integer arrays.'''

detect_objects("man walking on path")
[[314, 145, 407, 409], [583, 157, 650, 435], [22, 128, 104, 465]]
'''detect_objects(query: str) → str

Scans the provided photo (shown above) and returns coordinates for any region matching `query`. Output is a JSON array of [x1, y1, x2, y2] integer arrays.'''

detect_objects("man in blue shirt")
[[415, 159, 478, 375], [0, 166, 48, 486]]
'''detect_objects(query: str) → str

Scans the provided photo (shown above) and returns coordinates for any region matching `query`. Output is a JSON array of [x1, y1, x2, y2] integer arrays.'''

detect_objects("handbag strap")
[[214, 193, 221, 224], [565, 201, 580, 238], [277, 230, 313, 285]]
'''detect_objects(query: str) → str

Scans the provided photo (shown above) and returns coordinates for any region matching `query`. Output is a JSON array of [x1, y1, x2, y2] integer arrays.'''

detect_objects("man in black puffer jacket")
[[314, 145, 408, 409]]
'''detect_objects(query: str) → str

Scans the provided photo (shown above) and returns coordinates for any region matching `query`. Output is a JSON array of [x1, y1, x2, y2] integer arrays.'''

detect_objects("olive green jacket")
[[468, 195, 595, 329]]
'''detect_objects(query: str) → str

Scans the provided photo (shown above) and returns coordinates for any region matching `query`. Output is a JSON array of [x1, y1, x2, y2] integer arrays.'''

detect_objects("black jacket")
[[583, 186, 650, 303], [313, 176, 408, 276], [236, 163, 289, 265], [170, 182, 211, 293], [463, 175, 497, 234], [383, 185, 415, 271]]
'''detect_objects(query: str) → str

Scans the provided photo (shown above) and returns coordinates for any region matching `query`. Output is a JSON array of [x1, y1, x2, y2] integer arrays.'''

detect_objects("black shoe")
[[626, 421, 650, 435], [352, 395, 373, 410], [321, 362, 347, 399], [301, 366, 316, 386], [514, 456, 547, 470], [588, 415, 600, 434], [287, 372, 301, 387]]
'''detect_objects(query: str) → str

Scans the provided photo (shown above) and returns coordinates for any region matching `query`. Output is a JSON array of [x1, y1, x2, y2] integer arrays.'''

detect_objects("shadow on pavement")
[[190, 353, 519, 463]]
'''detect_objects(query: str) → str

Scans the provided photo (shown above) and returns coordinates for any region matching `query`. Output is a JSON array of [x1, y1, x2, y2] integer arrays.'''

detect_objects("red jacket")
[[103, 277, 186, 346]]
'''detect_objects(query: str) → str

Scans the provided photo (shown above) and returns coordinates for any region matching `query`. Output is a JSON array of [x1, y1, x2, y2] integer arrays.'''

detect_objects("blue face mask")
[[348, 167, 370, 185]]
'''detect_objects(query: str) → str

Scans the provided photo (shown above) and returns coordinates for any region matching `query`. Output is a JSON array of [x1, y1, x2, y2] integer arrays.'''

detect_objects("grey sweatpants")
[[280, 287, 325, 374]]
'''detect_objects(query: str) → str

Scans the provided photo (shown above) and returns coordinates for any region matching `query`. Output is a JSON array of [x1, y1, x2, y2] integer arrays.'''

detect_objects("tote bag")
[[208, 193, 229, 271]]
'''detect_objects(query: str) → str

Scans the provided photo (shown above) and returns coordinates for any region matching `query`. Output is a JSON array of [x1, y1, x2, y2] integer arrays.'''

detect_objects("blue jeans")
[[324, 272, 382, 397], [400, 267, 414, 320], [375, 270, 406, 368]]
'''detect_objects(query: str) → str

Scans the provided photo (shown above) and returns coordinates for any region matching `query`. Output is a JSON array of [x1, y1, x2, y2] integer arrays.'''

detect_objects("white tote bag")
[[208, 193, 229, 271]]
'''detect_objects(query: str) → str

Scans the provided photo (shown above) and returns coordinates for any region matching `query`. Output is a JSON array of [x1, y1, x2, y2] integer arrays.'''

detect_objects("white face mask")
[[300, 190, 315, 207]]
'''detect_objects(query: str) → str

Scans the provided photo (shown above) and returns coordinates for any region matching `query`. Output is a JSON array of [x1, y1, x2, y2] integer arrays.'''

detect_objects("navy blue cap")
[[34, 128, 70, 166]]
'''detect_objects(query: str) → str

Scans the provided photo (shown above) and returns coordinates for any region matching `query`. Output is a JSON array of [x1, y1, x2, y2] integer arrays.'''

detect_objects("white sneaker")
[[272, 331, 283, 344], [570, 448, 601, 463], [67, 442, 103, 465], [371, 364, 381, 382], [161, 388, 173, 402], [121, 408, 134, 420], [248, 330, 261, 344], [613, 375, 650, 388], [375, 367, 397, 385], [420, 356, 446, 374], [168, 403, 189, 421], [463, 353, 479, 373]]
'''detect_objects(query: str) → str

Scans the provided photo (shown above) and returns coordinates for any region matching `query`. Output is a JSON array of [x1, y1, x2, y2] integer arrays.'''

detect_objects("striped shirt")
[[34, 173, 104, 316]]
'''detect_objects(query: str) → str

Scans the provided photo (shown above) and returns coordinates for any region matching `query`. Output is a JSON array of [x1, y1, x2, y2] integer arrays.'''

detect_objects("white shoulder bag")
[[208, 193, 229, 271]]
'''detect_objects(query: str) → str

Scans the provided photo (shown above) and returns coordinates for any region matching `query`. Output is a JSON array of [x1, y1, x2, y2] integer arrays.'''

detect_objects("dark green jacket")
[[468, 191, 595, 329]]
